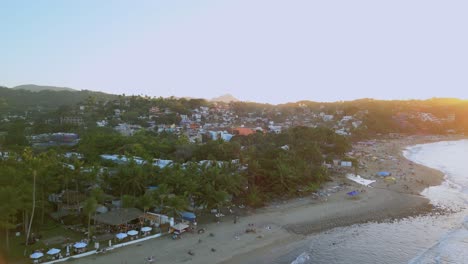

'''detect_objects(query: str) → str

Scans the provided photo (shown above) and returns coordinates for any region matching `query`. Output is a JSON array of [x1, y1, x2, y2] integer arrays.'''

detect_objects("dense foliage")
[[1, 87, 467, 256]]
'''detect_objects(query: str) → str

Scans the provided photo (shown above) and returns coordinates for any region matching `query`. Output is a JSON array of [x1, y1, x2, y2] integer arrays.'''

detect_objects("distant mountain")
[[0, 85, 118, 113], [211, 94, 240, 103], [12, 84, 77, 92]]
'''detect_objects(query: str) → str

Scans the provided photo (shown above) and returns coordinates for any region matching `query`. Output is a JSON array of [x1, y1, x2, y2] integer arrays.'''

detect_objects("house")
[[149, 106, 160, 115], [268, 125, 282, 134], [143, 212, 174, 227], [100, 154, 146, 165], [60, 116, 84, 126], [208, 131, 233, 141], [352, 121, 362, 128], [341, 116, 353, 122], [30, 133, 80, 148], [96, 120, 108, 127], [49, 190, 87, 216], [114, 123, 142, 136], [335, 128, 349, 136], [233, 127, 255, 136], [340, 161, 352, 167]]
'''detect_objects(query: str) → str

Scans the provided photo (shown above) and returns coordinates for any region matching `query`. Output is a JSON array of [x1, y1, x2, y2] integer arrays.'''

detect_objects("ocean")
[[284, 139, 468, 264]]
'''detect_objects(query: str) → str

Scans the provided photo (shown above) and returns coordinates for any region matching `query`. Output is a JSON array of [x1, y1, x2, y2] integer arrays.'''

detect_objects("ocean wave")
[[409, 219, 468, 264], [290, 252, 312, 264]]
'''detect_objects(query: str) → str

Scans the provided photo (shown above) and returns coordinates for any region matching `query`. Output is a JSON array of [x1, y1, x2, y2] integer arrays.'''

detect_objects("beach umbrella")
[[127, 230, 138, 236], [109, 240, 112, 247], [46, 248, 61, 255], [116, 233, 127, 239], [30, 252, 43, 259], [73, 242, 87, 249], [66, 245, 70, 255], [141, 227, 152, 232]]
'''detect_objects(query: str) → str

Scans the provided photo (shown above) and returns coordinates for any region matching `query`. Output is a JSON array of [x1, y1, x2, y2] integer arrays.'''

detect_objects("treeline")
[[0, 87, 118, 113], [0, 126, 350, 249]]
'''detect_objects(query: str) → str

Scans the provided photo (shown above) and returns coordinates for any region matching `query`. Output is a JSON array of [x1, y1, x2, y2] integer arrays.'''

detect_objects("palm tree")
[[152, 184, 171, 211], [138, 193, 154, 230], [165, 195, 188, 218], [0, 187, 20, 250], [83, 197, 98, 240]]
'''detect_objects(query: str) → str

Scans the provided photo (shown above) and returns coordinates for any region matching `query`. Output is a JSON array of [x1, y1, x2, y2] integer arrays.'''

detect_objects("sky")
[[1, 0, 468, 104]]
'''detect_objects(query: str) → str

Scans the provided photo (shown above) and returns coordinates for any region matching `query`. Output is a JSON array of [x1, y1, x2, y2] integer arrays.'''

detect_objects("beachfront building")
[[93, 208, 144, 234], [49, 190, 87, 218]]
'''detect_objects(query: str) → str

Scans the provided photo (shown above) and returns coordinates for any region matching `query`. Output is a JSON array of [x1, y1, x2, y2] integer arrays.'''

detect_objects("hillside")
[[0, 86, 118, 113], [12, 84, 77, 92], [211, 93, 240, 103]]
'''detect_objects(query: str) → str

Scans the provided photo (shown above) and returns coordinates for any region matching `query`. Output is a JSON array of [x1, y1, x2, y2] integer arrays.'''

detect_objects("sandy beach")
[[71, 135, 465, 264]]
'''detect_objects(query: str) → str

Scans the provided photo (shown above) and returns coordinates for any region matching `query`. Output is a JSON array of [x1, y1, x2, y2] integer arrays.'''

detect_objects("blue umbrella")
[[47, 248, 61, 255], [116, 233, 127, 240], [73, 242, 87, 249], [30, 252, 44, 259]]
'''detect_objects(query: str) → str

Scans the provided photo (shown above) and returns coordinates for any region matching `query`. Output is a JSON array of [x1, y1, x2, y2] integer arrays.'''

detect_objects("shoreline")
[[70, 135, 465, 264]]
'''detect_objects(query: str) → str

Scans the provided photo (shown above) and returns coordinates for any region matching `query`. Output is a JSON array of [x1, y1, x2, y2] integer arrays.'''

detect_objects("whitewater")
[[286, 139, 468, 264]]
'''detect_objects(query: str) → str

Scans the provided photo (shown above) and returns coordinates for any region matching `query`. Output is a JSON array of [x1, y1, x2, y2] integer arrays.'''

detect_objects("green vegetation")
[[2, 86, 468, 262]]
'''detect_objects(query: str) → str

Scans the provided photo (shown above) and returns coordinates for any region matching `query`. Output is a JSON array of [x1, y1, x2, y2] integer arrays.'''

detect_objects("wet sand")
[[71, 135, 465, 264]]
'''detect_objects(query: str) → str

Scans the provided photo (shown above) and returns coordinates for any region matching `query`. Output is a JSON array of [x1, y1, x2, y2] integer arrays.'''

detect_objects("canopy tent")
[[127, 230, 138, 236], [181, 211, 196, 222], [346, 174, 375, 186], [30, 252, 44, 259], [73, 242, 87, 249], [171, 223, 189, 232], [141, 226, 152, 232], [377, 171, 391, 177], [116, 233, 127, 240], [46, 248, 61, 255]]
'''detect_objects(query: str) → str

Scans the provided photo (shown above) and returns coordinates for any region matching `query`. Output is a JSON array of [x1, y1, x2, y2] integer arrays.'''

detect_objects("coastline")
[[71, 134, 465, 264]]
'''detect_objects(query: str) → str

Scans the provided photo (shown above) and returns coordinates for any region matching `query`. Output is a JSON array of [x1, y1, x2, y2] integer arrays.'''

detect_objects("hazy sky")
[[1, 0, 468, 104]]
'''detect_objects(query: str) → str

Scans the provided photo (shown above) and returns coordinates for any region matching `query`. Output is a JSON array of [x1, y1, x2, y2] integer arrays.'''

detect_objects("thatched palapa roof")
[[93, 208, 143, 226]]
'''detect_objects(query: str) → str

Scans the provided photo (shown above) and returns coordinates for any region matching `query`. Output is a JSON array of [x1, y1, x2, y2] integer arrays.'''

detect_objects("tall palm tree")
[[138, 193, 154, 229], [83, 197, 98, 240]]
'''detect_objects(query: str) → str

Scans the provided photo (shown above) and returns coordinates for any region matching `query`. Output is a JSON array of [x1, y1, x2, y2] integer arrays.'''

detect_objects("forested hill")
[[0, 86, 118, 112], [12, 84, 77, 92]]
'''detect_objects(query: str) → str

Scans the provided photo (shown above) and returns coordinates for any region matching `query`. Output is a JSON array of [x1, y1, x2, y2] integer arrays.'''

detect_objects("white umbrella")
[[30, 252, 44, 259], [108, 240, 112, 247], [141, 227, 152, 232], [116, 233, 127, 239], [127, 230, 138, 236], [73, 242, 87, 249], [47, 248, 61, 255]]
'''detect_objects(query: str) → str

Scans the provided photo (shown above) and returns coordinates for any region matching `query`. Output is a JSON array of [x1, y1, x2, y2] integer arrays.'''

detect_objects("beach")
[[72, 135, 465, 264]]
